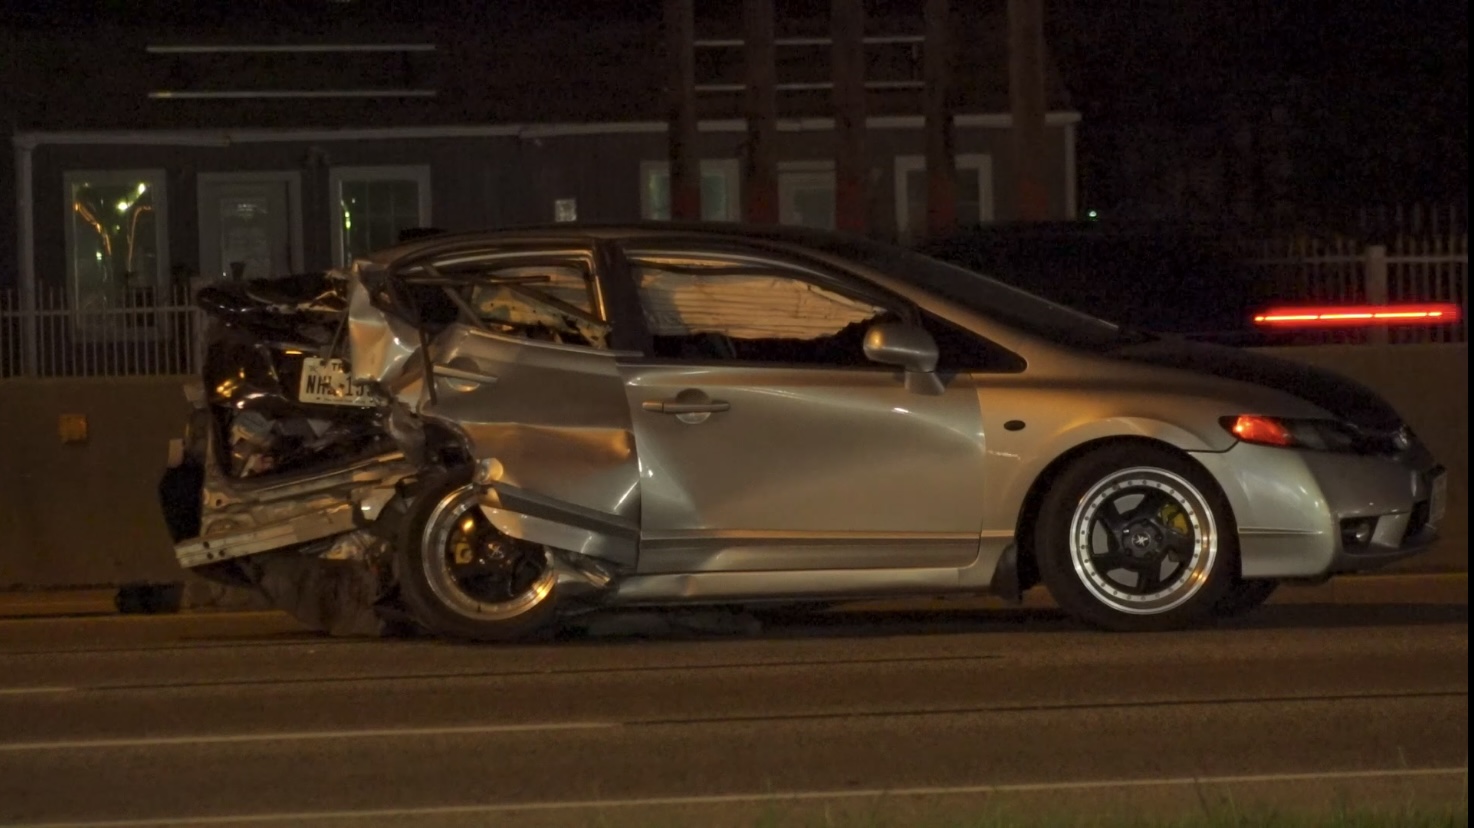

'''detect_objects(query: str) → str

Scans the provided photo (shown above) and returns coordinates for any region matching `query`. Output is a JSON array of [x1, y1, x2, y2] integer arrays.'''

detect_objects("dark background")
[[1, 0, 1467, 223]]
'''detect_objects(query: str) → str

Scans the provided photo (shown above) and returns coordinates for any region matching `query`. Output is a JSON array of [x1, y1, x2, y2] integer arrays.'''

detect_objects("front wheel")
[[395, 471, 559, 641], [1035, 445, 1238, 632]]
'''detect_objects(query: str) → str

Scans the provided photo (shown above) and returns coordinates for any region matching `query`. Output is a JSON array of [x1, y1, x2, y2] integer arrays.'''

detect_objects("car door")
[[387, 239, 645, 570], [612, 241, 990, 575]]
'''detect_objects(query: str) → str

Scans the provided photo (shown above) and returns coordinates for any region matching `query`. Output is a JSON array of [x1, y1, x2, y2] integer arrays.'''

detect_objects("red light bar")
[[1253, 303, 1464, 328]]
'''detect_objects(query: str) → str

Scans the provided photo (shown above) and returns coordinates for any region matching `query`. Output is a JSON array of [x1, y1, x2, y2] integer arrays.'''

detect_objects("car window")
[[628, 253, 892, 366], [922, 310, 1027, 373], [400, 254, 611, 350], [466, 263, 607, 347], [746, 230, 1150, 350]]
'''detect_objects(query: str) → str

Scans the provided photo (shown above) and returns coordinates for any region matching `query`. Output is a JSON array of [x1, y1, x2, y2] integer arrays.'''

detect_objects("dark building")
[[1, 7, 1077, 320]]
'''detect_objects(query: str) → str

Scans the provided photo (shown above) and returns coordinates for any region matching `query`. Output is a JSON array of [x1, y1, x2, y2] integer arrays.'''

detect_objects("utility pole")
[[1009, 0, 1050, 220], [743, 0, 779, 224], [832, 0, 868, 234], [923, 0, 957, 239], [665, 0, 700, 221]]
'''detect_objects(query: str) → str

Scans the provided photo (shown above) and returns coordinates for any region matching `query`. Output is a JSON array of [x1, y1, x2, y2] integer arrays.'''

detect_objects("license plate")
[[1429, 472, 1448, 527], [298, 357, 378, 407]]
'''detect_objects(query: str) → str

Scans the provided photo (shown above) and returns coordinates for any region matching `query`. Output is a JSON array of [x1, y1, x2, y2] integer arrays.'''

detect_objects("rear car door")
[[385, 239, 645, 569]]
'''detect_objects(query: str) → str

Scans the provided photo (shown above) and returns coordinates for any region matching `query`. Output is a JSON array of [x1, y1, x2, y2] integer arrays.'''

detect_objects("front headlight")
[[1220, 414, 1365, 452]]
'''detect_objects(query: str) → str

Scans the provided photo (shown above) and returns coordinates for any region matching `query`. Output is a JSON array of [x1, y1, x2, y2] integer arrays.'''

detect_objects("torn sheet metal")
[[414, 324, 641, 570], [176, 502, 360, 568], [346, 263, 422, 386], [469, 264, 610, 349], [195, 271, 347, 345], [179, 447, 416, 568], [167, 240, 641, 637]]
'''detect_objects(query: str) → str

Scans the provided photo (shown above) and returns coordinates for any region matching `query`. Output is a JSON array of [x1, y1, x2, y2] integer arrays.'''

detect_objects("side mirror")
[[863, 321, 944, 394]]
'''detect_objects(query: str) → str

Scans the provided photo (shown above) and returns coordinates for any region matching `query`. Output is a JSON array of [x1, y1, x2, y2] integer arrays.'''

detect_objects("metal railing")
[[2, 231, 1467, 379], [0, 284, 203, 378], [1241, 231, 1468, 345]]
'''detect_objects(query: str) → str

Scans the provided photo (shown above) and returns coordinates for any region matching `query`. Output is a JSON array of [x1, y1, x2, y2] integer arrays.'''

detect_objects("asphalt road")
[[0, 575, 1467, 828]]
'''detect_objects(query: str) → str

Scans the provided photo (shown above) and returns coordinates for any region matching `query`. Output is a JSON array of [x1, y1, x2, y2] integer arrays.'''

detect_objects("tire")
[[1212, 578, 1279, 618], [395, 468, 560, 642], [1034, 444, 1238, 632]]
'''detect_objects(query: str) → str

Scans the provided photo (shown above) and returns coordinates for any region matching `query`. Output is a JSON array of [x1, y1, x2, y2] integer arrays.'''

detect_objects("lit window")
[[63, 170, 169, 313], [329, 165, 431, 265]]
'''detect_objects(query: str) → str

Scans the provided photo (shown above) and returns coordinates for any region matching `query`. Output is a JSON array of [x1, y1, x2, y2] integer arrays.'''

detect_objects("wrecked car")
[[158, 224, 1448, 638]]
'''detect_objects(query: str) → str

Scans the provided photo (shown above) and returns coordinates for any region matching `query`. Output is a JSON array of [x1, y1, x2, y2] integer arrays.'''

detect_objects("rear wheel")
[[1035, 445, 1237, 632], [396, 471, 559, 641], [1212, 578, 1279, 618]]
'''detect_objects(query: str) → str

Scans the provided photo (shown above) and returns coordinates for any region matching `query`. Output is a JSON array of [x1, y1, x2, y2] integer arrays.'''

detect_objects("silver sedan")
[[166, 224, 1447, 638]]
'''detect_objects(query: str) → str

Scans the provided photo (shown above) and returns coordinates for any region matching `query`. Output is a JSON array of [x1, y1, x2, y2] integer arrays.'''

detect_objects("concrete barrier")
[[0, 345, 1466, 588], [0, 377, 192, 587]]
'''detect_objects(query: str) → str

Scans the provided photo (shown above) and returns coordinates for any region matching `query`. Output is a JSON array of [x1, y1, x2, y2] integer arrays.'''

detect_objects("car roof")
[[363, 221, 876, 265]]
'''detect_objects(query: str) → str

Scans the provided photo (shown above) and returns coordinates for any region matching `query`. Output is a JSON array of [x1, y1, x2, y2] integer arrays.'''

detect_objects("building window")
[[640, 159, 741, 222], [63, 170, 170, 313], [329, 165, 432, 266], [894, 154, 994, 244], [778, 161, 837, 231]]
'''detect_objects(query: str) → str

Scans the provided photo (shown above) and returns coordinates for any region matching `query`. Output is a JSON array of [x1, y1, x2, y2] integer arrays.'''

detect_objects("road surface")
[[0, 574, 1467, 827]]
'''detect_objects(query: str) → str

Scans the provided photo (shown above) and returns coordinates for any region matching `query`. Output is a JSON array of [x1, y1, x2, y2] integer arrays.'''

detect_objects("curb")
[[0, 569, 1466, 621]]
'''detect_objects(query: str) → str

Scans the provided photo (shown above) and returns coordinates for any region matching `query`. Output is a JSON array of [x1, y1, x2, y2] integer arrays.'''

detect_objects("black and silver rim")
[[1068, 467, 1218, 615], [421, 485, 556, 621]]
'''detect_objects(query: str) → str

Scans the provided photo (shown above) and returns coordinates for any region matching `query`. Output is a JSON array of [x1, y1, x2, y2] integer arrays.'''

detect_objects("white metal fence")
[[0, 285, 203, 378], [1242, 231, 1469, 345]]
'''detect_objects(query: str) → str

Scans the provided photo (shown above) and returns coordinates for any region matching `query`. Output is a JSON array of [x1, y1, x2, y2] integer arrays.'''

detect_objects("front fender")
[[982, 412, 1233, 535]]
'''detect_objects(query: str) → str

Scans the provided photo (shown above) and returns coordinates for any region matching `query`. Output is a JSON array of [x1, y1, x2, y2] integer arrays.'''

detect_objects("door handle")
[[642, 399, 731, 415]]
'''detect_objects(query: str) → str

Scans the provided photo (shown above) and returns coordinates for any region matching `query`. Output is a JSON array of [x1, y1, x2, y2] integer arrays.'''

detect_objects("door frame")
[[195, 171, 305, 283]]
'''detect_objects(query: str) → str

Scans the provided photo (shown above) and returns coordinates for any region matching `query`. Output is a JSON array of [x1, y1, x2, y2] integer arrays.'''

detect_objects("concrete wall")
[[0, 345, 1465, 587], [0, 377, 192, 587]]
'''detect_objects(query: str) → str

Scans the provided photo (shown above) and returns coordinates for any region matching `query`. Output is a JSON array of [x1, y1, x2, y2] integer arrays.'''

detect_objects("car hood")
[[1108, 337, 1402, 431]]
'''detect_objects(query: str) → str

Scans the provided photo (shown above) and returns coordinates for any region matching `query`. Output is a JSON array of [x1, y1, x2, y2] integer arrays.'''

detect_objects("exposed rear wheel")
[[396, 470, 559, 641], [1035, 445, 1237, 632]]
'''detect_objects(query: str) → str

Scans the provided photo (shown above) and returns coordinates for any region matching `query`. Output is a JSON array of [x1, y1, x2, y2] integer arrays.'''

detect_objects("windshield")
[[798, 235, 1149, 350]]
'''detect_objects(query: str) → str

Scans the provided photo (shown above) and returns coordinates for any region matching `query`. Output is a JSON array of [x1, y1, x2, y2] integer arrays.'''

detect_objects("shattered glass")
[[635, 263, 882, 340], [467, 264, 609, 349], [633, 259, 887, 365]]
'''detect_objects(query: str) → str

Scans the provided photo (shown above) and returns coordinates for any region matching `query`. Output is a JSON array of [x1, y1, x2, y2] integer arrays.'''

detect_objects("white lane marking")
[[9, 766, 1468, 827], [0, 686, 76, 695], [0, 721, 615, 753]]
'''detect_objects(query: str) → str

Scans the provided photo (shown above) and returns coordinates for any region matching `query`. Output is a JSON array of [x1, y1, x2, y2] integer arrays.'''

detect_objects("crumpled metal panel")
[[345, 263, 421, 386], [179, 434, 417, 568], [413, 324, 642, 569]]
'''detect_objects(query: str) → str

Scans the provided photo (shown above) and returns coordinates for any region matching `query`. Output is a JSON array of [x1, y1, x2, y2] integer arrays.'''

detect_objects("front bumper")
[[1193, 441, 1445, 579]]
